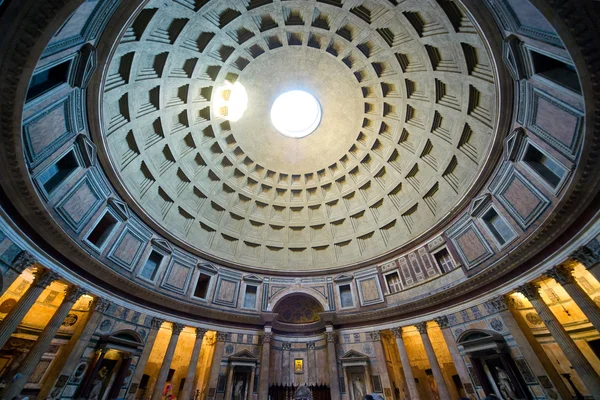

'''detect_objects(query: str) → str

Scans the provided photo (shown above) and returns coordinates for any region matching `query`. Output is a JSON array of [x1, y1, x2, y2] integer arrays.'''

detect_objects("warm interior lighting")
[[270, 90, 322, 138], [215, 81, 248, 122]]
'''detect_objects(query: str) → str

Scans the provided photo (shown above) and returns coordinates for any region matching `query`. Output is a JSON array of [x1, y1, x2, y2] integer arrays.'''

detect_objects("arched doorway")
[[457, 329, 532, 400], [76, 330, 144, 399], [267, 294, 331, 400]]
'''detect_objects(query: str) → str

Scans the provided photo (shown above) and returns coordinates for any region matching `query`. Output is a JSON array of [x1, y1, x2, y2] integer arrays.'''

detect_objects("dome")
[[2, 0, 600, 399], [98, 0, 504, 270]]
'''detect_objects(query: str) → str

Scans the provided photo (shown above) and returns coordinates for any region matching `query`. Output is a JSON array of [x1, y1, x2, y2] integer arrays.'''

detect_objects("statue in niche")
[[294, 385, 312, 400], [495, 367, 517, 400], [89, 366, 109, 400], [233, 379, 244, 400], [352, 376, 366, 399]]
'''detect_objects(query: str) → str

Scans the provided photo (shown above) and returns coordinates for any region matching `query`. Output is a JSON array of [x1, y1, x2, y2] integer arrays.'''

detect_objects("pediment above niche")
[[197, 262, 218, 274], [340, 349, 369, 361], [108, 197, 129, 220], [504, 127, 525, 162], [469, 193, 492, 217], [151, 238, 172, 254], [333, 274, 354, 283], [243, 274, 263, 283], [229, 349, 259, 360]]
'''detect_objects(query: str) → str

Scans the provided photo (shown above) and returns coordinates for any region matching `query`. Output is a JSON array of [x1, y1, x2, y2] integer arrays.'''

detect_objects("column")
[[248, 365, 256, 399], [258, 328, 272, 399], [129, 317, 164, 397], [434, 316, 472, 399], [0, 268, 58, 350], [546, 264, 600, 332], [151, 322, 185, 400], [39, 297, 112, 398], [517, 282, 600, 399], [179, 328, 207, 400], [342, 366, 350, 400], [491, 295, 572, 400], [326, 326, 341, 400], [363, 363, 373, 393], [1, 250, 37, 295], [391, 327, 420, 400], [415, 322, 451, 400], [571, 245, 600, 282], [370, 331, 392, 395], [2, 285, 86, 399], [224, 363, 235, 400], [206, 331, 227, 396]]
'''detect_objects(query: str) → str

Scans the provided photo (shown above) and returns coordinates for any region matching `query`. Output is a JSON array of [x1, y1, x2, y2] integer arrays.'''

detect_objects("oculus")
[[270, 90, 322, 138]]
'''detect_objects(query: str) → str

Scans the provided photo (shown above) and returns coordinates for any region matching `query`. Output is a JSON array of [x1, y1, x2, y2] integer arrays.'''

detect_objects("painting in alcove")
[[273, 295, 323, 324]]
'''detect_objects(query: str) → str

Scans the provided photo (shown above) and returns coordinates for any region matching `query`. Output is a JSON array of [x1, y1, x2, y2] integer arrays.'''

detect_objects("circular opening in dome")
[[270, 90, 322, 138]]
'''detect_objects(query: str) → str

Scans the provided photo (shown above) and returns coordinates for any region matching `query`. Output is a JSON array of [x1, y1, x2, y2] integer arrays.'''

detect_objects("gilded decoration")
[[273, 295, 323, 324]]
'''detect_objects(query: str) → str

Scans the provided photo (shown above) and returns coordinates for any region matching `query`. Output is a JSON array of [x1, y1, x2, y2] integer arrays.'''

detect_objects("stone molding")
[[415, 322, 428, 334], [433, 315, 449, 329], [516, 282, 541, 300], [11, 250, 38, 273], [172, 323, 185, 335], [545, 265, 575, 285], [150, 317, 164, 330], [34, 269, 60, 288], [390, 327, 403, 338]]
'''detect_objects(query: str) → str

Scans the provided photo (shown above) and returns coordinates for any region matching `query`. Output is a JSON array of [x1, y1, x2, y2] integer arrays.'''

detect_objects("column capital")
[[369, 331, 381, 341], [65, 286, 87, 302], [307, 341, 316, 349], [325, 330, 337, 343], [94, 297, 112, 313], [485, 295, 509, 313], [545, 264, 575, 285], [33, 269, 59, 288], [571, 245, 600, 268], [195, 327, 208, 339], [415, 321, 428, 334], [433, 315, 449, 328], [172, 323, 185, 334], [217, 331, 231, 342], [516, 282, 541, 300], [11, 250, 38, 273], [390, 326, 403, 338], [262, 331, 273, 343], [150, 317, 164, 330]]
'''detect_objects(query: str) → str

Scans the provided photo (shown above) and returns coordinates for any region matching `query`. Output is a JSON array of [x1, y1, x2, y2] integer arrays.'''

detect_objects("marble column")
[[0, 268, 58, 350], [364, 363, 373, 393], [434, 316, 472, 399], [206, 331, 227, 396], [390, 327, 420, 400], [546, 264, 600, 333], [326, 326, 341, 400], [1, 250, 37, 295], [342, 366, 351, 400], [40, 297, 112, 398], [151, 322, 185, 400], [2, 285, 86, 399], [518, 282, 600, 399], [370, 331, 392, 395], [224, 362, 235, 400], [258, 329, 272, 399], [179, 328, 207, 400], [415, 322, 451, 400], [248, 365, 256, 399], [129, 317, 164, 397], [571, 245, 600, 282], [490, 295, 572, 400]]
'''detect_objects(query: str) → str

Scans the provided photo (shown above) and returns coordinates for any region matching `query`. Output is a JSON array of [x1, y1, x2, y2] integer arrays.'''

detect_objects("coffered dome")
[[101, 0, 502, 270]]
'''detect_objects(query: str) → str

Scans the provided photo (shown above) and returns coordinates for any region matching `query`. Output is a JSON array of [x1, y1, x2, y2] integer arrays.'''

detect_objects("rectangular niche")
[[481, 207, 516, 248], [339, 284, 354, 308], [242, 284, 257, 309], [26, 59, 72, 102], [38, 149, 80, 196], [85, 210, 119, 251], [384, 271, 402, 294], [139, 250, 164, 282], [521, 141, 568, 191], [432, 247, 455, 273], [529, 49, 581, 94], [193, 273, 212, 299]]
